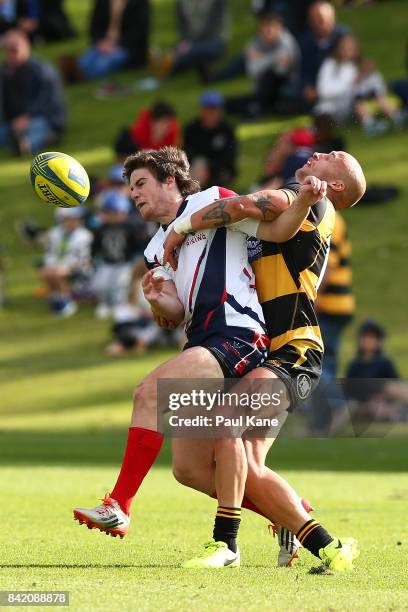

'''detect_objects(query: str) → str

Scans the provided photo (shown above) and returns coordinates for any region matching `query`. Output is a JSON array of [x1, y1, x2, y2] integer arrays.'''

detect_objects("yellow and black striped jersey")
[[316, 213, 355, 317], [248, 183, 336, 355]]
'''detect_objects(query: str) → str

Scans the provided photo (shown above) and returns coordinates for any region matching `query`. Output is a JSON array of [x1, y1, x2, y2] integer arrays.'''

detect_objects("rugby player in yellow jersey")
[[162, 151, 366, 570]]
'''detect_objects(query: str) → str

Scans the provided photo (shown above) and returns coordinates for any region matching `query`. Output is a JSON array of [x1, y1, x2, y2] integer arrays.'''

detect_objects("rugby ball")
[[30, 151, 90, 208]]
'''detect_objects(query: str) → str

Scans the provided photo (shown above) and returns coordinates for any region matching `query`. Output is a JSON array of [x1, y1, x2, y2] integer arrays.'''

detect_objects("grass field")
[[1, 1, 408, 610], [1, 453, 408, 611]]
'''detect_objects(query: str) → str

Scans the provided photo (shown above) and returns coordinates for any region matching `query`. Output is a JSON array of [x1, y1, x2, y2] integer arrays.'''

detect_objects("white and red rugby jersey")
[[144, 186, 266, 345]]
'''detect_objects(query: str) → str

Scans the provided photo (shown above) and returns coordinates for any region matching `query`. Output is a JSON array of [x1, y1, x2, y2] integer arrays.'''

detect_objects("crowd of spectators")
[[1, 0, 405, 157]]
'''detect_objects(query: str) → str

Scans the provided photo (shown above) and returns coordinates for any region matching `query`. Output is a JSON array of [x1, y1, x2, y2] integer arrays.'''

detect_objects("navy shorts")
[[184, 330, 269, 378], [201, 332, 269, 378]]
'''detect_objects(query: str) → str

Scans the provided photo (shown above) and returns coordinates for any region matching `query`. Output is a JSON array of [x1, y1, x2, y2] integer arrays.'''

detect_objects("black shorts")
[[262, 342, 322, 410]]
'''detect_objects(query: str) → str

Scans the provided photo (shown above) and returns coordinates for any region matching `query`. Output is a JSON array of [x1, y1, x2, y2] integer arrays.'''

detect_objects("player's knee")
[[172, 462, 200, 489], [132, 379, 156, 415]]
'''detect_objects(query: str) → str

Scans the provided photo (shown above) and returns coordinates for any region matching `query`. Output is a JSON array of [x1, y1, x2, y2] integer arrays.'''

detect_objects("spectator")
[[152, 0, 229, 80], [184, 91, 237, 188], [106, 301, 161, 356], [259, 126, 315, 189], [39, 207, 92, 317], [298, 1, 349, 110], [317, 213, 355, 379], [114, 101, 180, 159], [308, 212, 355, 435], [258, 114, 346, 189], [314, 34, 359, 121], [250, 0, 316, 35], [220, 10, 300, 117], [90, 190, 145, 319], [353, 58, 405, 135], [0, 29, 66, 155], [314, 112, 346, 152], [341, 320, 403, 426], [0, 0, 40, 39], [59, 0, 150, 83], [38, 0, 76, 41], [347, 320, 399, 381]]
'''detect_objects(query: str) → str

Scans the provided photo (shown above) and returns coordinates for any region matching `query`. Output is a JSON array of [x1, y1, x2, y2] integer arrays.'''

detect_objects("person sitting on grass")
[[0, 29, 66, 155], [59, 0, 150, 83], [352, 58, 405, 135], [39, 207, 92, 317]]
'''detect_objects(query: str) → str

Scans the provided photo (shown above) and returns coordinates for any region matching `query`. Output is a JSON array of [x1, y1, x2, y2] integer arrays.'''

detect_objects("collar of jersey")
[[161, 198, 188, 232]]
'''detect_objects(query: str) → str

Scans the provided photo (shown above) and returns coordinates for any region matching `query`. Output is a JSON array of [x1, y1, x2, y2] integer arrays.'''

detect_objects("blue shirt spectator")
[[0, 29, 66, 155]]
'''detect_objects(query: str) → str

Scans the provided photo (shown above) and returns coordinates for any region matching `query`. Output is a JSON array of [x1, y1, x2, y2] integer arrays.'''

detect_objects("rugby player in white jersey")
[[73, 146, 330, 568]]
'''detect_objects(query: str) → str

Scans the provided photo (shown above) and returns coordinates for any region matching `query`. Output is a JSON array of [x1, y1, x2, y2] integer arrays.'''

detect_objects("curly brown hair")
[[123, 146, 200, 197]]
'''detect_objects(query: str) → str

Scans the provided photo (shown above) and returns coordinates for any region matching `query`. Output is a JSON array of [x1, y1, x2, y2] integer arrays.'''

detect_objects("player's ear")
[[165, 176, 176, 188], [328, 179, 345, 193]]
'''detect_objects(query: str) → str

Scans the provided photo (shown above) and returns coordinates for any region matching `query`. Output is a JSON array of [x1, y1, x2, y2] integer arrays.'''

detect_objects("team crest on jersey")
[[296, 374, 312, 400]]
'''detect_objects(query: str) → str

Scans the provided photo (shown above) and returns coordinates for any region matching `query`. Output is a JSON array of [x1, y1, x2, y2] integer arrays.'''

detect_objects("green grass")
[[1, 1, 408, 610], [1, 460, 408, 611]]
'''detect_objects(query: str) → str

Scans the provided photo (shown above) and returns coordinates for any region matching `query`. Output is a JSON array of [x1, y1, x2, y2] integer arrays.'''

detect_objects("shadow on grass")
[[0, 429, 406, 471]]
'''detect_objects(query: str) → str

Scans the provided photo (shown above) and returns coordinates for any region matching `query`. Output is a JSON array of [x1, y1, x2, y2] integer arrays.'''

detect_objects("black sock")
[[296, 519, 333, 558], [213, 506, 241, 553]]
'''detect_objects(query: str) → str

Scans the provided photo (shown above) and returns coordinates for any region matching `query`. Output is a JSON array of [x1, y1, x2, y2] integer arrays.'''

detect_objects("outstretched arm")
[[163, 188, 292, 269], [256, 176, 327, 243], [163, 178, 326, 269], [188, 188, 292, 231]]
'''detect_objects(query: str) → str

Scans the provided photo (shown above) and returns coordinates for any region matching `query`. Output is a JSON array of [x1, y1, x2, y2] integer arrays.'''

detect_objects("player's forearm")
[[258, 197, 310, 243], [187, 190, 290, 232], [148, 296, 184, 325]]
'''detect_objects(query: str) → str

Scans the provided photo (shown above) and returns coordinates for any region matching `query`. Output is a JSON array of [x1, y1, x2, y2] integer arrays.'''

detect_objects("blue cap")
[[100, 190, 131, 213], [108, 163, 126, 184], [200, 91, 224, 108]]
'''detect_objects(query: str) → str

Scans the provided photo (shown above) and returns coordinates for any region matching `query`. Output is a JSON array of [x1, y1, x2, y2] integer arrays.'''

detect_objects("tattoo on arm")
[[253, 194, 275, 220], [201, 199, 233, 226]]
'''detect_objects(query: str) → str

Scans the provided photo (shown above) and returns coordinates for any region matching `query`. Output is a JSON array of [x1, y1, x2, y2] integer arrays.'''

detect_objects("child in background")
[[40, 207, 93, 317], [90, 190, 144, 319], [353, 58, 405, 135], [104, 268, 161, 356]]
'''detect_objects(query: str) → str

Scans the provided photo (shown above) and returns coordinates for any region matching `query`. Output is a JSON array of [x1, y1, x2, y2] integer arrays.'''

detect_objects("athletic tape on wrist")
[[173, 216, 193, 235]]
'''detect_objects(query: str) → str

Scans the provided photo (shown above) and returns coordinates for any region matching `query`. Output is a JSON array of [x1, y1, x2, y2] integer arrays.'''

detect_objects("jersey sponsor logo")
[[185, 232, 207, 247], [296, 374, 312, 400]]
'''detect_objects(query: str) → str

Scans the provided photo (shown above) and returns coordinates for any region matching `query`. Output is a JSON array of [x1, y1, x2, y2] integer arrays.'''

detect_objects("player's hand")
[[142, 270, 165, 303], [152, 312, 178, 330], [163, 229, 186, 271], [298, 175, 327, 208]]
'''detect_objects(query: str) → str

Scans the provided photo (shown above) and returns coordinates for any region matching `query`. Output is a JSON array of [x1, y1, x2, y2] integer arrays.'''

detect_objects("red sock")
[[242, 495, 270, 520], [111, 427, 163, 515]]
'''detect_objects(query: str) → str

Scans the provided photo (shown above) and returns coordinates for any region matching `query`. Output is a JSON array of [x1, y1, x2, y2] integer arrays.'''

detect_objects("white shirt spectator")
[[44, 225, 93, 273], [315, 57, 358, 120]]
